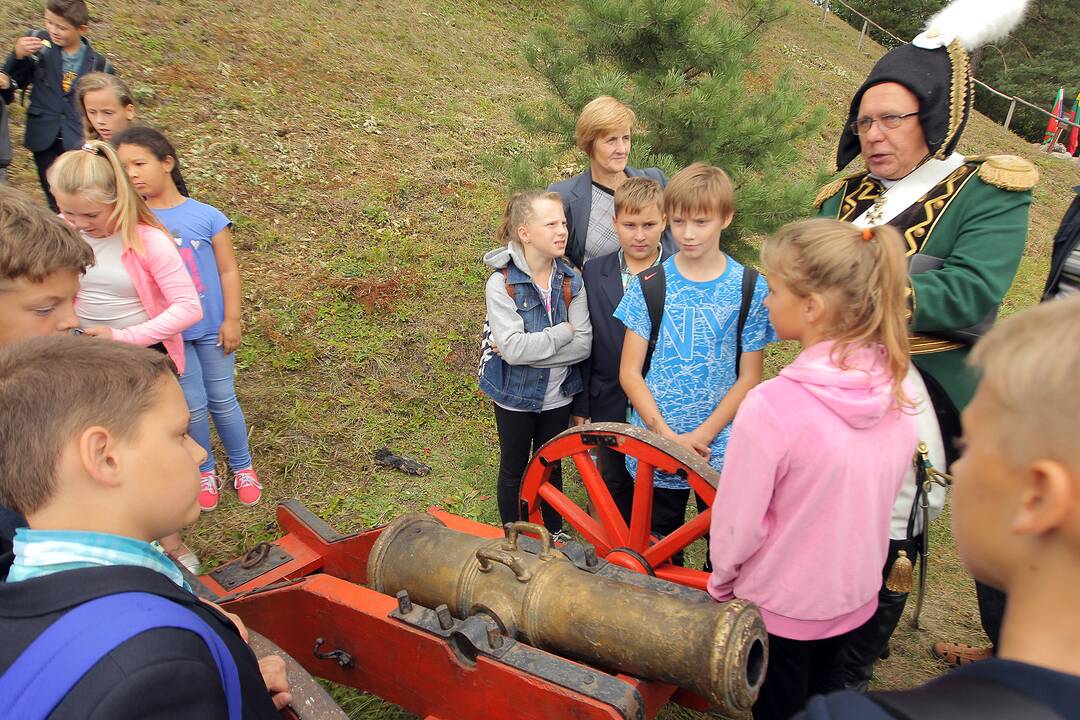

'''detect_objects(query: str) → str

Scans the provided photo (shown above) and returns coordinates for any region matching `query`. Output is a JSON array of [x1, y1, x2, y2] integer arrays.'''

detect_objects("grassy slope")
[[1, 0, 1077, 716]]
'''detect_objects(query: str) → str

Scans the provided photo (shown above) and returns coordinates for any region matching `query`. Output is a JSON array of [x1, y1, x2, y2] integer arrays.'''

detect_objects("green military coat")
[[816, 155, 1037, 413]]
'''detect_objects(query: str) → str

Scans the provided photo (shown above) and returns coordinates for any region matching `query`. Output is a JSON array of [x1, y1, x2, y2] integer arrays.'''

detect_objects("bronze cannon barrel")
[[367, 513, 767, 715]]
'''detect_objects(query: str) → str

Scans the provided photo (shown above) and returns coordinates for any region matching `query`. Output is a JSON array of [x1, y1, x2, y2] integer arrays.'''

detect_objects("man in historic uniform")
[[814, 12, 1039, 686]]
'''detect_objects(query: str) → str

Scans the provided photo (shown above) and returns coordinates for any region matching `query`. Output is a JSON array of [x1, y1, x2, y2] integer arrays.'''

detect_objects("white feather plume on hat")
[[913, 0, 1031, 51]]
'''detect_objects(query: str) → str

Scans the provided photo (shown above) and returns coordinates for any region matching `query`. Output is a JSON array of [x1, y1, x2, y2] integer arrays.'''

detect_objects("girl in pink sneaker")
[[708, 219, 917, 720], [116, 127, 261, 511]]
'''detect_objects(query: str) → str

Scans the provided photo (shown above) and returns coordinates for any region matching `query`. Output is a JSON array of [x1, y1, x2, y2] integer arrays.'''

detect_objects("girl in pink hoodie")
[[708, 219, 917, 720], [47, 140, 203, 573]]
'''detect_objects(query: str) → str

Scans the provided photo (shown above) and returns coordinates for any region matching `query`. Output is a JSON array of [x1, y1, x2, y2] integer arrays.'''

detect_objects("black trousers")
[[836, 535, 923, 689], [493, 403, 570, 534], [753, 629, 857, 720], [596, 445, 633, 523], [32, 138, 66, 212], [651, 487, 709, 568]]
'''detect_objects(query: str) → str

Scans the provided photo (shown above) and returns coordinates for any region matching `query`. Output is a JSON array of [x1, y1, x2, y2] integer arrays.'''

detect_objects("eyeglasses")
[[850, 111, 919, 135]]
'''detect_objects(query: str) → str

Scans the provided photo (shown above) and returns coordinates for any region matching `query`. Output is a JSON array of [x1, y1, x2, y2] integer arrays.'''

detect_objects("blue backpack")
[[0, 592, 241, 719]]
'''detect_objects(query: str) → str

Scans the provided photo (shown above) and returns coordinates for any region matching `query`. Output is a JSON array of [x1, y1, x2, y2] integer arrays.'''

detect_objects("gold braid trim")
[[813, 170, 866, 210], [937, 39, 970, 161], [910, 334, 965, 355], [970, 155, 1040, 191]]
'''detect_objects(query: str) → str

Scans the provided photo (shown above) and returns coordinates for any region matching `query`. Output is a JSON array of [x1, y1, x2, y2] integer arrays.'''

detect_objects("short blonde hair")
[[576, 96, 636, 158], [613, 177, 663, 217], [0, 336, 176, 516], [663, 162, 735, 220], [969, 295, 1080, 468]]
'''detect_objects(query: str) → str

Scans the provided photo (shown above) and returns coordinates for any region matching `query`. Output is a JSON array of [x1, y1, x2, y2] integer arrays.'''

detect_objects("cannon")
[[368, 514, 766, 713], [198, 500, 767, 720]]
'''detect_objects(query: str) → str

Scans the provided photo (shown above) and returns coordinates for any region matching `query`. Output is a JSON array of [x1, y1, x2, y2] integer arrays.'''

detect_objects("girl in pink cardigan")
[[47, 140, 203, 572], [47, 141, 201, 373], [708, 219, 917, 720]]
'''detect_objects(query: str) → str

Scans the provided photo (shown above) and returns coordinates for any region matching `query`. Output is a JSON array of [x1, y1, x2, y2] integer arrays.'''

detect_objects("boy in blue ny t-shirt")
[[614, 163, 773, 562]]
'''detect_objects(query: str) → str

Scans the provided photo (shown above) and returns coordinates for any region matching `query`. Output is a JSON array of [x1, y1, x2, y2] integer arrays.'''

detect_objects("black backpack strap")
[[735, 267, 758, 379], [639, 264, 666, 378], [92, 53, 112, 74], [870, 674, 1064, 720]]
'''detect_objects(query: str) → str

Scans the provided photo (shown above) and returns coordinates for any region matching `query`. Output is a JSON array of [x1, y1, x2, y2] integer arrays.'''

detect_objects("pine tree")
[[512, 0, 828, 243]]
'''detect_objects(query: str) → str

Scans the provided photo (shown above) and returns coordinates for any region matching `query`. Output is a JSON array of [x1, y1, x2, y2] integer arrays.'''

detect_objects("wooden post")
[[858, 19, 868, 51], [1004, 99, 1016, 131], [1048, 126, 1065, 153]]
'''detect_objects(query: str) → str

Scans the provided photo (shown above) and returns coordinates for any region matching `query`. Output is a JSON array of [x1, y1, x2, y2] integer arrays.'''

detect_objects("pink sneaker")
[[233, 467, 262, 506], [198, 471, 221, 511]]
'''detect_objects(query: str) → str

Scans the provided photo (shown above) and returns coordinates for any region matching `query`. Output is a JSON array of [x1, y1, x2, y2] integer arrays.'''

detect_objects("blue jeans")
[[178, 337, 252, 474]]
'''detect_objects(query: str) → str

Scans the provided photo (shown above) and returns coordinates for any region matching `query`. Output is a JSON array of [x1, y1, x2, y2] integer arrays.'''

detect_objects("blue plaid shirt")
[[7, 528, 190, 590]]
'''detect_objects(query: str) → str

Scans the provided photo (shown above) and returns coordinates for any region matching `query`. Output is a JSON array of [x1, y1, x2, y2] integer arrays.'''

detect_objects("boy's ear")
[[77, 25, 89, 35], [1011, 460, 1075, 536], [719, 211, 734, 230], [78, 425, 124, 489]]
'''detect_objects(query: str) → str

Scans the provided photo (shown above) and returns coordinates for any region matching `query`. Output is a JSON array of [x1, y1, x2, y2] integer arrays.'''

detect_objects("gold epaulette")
[[967, 155, 1040, 192], [812, 171, 865, 209]]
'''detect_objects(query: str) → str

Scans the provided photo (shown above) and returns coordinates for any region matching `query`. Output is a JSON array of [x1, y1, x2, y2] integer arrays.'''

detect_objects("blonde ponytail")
[[761, 218, 912, 407], [496, 190, 564, 246], [46, 140, 170, 255]]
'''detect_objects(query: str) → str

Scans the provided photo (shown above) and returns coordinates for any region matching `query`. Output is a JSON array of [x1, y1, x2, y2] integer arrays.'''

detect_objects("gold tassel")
[[885, 550, 913, 593]]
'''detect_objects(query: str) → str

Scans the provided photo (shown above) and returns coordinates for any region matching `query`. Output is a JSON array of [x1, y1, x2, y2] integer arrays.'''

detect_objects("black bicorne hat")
[[836, 37, 972, 172]]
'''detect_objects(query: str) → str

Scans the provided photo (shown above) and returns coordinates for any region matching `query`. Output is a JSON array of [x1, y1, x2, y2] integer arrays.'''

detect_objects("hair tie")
[[81, 143, 100, 155], [861, 226, 874, 241]]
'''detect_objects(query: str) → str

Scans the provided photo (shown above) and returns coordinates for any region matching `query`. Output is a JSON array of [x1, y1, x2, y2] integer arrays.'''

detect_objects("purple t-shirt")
[[151, 199, 231, 341]]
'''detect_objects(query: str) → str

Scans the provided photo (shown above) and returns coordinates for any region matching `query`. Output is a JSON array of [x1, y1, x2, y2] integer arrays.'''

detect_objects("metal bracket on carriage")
[[388, 590, 645, 720], [208, 541, 295, 592]]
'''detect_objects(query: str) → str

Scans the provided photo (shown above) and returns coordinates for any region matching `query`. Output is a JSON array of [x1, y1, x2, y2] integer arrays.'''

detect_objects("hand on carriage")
[[571, 414, 588, 426], [657, 425, 710, 459], [258, 654, 293, 710]]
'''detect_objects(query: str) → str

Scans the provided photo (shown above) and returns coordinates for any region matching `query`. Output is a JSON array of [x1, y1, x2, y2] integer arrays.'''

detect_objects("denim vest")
[[479, 258, 584, 412]]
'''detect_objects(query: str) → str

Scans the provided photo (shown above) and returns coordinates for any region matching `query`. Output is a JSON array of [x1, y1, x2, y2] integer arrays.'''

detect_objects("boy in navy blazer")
[[3, 0, 113, 209], [574, 177, 673, 520]]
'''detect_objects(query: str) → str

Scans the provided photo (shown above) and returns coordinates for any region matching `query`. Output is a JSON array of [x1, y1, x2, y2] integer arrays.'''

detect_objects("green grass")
[[1, 0, 1077, 716]]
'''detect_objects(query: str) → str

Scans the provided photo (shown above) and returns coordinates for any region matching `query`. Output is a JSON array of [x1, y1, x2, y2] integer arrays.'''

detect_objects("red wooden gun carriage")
[[199, 423, 765, 720]]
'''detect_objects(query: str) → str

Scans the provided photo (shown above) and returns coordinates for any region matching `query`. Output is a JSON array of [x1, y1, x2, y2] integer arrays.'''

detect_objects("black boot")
[[835, 588, 909, 691]]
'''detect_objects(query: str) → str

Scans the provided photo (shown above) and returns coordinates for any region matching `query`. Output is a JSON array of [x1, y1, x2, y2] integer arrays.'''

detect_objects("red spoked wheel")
[[518, 422, 719, 590]]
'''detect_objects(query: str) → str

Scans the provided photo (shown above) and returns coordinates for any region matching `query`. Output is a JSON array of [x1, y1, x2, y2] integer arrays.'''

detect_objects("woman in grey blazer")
[[548, 96, 674, 269]]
